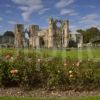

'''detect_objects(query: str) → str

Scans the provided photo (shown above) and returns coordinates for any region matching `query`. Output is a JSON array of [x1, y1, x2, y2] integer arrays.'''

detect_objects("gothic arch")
[[39, 36, 45, 48]]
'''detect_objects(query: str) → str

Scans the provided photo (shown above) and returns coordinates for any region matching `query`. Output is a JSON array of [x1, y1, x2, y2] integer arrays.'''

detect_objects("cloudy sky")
[[0, 0, 100, 34]]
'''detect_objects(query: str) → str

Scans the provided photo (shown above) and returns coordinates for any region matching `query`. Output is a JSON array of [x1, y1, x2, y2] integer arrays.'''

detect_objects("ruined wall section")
[[29, 25, 39, 48], [54, 20, 64, 48], [14, 24, 24, 48], [63, 20, 70, 48], [48, 17, 54, 48], [48, 18, 70, 48], [14, 18, 70, 49]]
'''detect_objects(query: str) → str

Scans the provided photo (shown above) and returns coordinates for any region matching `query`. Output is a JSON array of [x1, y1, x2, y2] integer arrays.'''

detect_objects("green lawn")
[[34, 47, 100, 59], [0, 96, 100, 100], [0, 47, 100, 59]]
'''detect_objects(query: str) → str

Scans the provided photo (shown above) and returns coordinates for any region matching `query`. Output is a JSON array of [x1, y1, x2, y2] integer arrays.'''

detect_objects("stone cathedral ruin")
[[0, 17, 83, 48]]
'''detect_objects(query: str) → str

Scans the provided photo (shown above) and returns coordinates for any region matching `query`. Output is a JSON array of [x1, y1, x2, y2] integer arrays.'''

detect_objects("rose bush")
[[0, 50, 99, 91]]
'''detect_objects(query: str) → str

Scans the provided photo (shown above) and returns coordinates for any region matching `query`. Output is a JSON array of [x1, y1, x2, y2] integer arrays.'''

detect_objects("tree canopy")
[[3, 31, 15, 37], [77, 27, 100, 43]]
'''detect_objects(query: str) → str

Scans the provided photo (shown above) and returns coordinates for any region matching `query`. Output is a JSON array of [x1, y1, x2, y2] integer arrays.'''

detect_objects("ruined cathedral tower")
[[14, 24, 24, 48], [48, 17, 70, 48]]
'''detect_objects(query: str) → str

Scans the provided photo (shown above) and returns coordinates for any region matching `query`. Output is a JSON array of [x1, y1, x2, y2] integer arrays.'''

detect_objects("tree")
[[77, 27, 100, 43], [3, 31, 14, 37]]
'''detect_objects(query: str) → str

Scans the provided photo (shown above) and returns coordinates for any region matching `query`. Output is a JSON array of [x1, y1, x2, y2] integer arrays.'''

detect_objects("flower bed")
[[0, 50, 100, 91]]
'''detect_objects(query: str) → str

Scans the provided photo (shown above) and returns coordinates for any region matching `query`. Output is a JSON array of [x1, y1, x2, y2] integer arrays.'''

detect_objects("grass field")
[[37, 47, 100, 59], [0, 96, 100, 100], [0, 47, 100, 60]]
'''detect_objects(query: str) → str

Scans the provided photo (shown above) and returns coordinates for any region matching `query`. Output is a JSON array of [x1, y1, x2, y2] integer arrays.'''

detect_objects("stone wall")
[[47, 17, 70, 48], [14, 24, 24, 48], [13, 18, 80, 49], [29, 25, 39, 48]]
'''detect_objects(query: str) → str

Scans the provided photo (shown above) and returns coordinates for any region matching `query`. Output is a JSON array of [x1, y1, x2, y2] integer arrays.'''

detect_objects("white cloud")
[[55, 0, 75, 8], [0, 17, 3, 22], [60, 9, 77, 16], [38, 8, 50, 15], [55, 0, 77, 17], [5, 4, 11, 8], [78, 13, 100, 29], [80, 13, 99, 24], [8, 21, 17, 25], [6, 10, 12, 14], [11, 0, 44, 21], [82, 14, 98, 20], [87, 5, 96, 9], [70, 25, 77, 30]]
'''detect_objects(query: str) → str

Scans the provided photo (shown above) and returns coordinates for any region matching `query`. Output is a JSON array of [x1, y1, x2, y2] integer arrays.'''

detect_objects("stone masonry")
[[14, 17, 81, 48]]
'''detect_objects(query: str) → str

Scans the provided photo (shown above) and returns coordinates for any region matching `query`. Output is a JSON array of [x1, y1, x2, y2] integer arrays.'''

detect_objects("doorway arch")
[[39, 37, 45, 48]]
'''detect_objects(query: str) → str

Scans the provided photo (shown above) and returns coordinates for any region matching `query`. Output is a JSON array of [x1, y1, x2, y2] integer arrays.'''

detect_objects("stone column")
[[29, 25, 39, 48], [63, 20, 69, 48], [48, 17, 54, 48], [35, 36, 39, 49], [14, 24, 24, 48]]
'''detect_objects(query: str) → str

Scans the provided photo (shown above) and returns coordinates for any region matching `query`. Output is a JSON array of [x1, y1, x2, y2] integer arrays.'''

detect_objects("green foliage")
[[0, 50, 100, 91], [77, 27, 100, 43]]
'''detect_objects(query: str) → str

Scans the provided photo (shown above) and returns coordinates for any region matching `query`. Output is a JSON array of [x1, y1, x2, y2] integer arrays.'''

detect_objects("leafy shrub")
[[0, 50, 99, 91]]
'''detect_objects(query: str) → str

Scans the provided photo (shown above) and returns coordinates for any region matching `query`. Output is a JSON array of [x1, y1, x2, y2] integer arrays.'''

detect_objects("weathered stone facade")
[[0, 18, 83, 48], [14, 17, 71, 48], [48, 17, 69, 48], [14, 24, 25, 48], [29, 25, 39, 48]]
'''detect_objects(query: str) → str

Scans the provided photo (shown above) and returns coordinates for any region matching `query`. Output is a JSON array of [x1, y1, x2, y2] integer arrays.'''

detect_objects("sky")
[[0, 0, 100, 35]]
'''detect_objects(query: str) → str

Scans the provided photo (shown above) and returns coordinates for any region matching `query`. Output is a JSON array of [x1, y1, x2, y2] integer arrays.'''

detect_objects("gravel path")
[[0, 88, 100, 97]]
